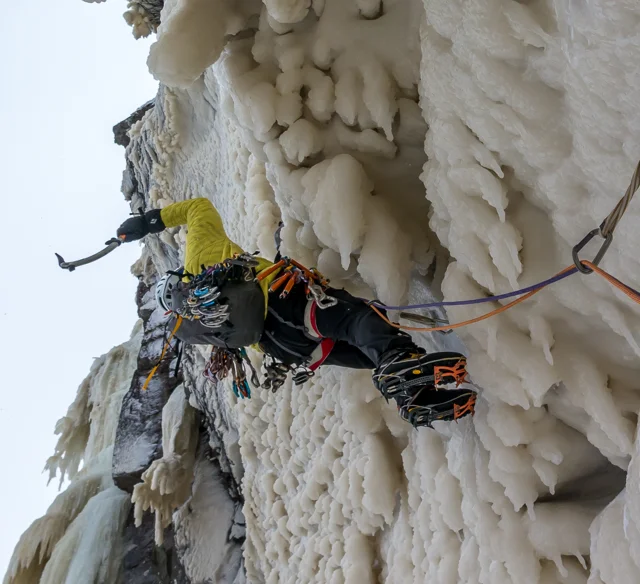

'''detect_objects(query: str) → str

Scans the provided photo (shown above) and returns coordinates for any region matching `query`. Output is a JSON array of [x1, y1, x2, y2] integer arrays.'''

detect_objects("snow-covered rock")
[[112, 280, 183, 493]]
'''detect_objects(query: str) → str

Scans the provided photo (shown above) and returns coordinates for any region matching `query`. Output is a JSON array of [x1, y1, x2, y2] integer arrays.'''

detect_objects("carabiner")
[[309, 283, 338, 309], [572, 228, 613, 274]]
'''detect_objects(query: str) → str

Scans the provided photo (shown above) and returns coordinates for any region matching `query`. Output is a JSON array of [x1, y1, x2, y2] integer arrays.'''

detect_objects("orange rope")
[[142, 316, 183, 391], [370, 288, 540, 332], [371, 263, 640, 333], [583, 261, 640, 304]]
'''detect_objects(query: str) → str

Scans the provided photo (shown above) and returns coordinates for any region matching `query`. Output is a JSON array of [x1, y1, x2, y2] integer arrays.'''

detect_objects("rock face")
[[172, 437, 246, 584], [113, 100, 155, 147], [110, 92, 247, 582], [112, 279, 183, 493], [182, 348, 245, 499], [124, 1, 166, 37], [119, 509, 189, 584], [114, 99, 156, 210]]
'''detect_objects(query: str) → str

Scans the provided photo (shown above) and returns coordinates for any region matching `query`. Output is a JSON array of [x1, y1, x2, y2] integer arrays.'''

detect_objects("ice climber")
[[116, 198, 477, 427]]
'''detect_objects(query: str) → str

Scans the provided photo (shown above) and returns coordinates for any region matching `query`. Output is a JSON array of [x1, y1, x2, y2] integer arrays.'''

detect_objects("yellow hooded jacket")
[[160, 198, 279, 312]]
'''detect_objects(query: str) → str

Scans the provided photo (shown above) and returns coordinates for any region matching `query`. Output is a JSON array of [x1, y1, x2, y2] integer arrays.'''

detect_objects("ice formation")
[[7, 0, 640, 582], [132, 384, 199, 545], [139, 0, 639, 581], [4, 323, 142, 584]]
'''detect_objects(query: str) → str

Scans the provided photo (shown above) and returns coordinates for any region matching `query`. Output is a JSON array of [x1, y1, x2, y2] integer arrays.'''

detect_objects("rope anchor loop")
[[572, 228, 613, 274]]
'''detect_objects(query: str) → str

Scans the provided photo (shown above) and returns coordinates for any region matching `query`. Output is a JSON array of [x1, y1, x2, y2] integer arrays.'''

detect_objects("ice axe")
[[56, 207, 145, 271], [55, 235, 127, 272]]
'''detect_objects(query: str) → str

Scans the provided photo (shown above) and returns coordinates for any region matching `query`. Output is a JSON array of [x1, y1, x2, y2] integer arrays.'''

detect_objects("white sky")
[[0, 1, 159, 574]]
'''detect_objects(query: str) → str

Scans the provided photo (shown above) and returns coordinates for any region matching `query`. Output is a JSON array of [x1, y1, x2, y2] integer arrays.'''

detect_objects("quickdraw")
[[203, 346, 260, 399], [260, 357, 317, 393], [180, 253, 259, 328], [257, 257, 337, 309], [261, 357, 292, 393]]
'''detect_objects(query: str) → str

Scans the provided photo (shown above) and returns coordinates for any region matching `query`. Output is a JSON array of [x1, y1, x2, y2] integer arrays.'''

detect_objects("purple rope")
[[372, 267, 579, 311]]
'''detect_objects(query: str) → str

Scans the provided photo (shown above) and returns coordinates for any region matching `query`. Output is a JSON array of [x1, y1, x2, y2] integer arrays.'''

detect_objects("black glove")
[[117, 209, 165, 242]]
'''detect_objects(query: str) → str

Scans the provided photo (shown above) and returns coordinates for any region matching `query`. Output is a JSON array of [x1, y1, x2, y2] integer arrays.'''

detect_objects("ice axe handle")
[[55, 237, 124, 272]]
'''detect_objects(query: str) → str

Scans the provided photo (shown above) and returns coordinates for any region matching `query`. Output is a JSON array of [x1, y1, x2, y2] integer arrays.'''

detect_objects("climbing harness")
[[143, 254, 336, 397], [260, 314, 335, 393], [253, 256, 338, 392], [203, 346, 260, 399], [257, 257, 337, 309], [370, 161, 640, 334]]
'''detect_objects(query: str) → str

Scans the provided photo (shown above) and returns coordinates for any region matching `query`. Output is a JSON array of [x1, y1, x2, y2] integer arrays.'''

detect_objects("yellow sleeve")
[[160, 198, 244, 274], [160, 198, 226, 232]]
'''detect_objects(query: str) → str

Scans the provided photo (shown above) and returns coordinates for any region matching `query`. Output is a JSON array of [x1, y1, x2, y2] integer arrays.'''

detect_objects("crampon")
[[373, 350, 468, 400], [398, 386, 477, 428]]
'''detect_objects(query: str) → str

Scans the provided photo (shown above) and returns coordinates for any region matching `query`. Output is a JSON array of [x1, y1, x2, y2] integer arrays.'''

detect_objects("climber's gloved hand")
[[116, 209, 165, 242]]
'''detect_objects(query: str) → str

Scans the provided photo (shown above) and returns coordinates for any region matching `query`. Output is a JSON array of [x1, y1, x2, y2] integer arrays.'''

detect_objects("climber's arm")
[[117, 198, 243, 268], [159, 198, 225, 237], [161, 198, 243, 268]]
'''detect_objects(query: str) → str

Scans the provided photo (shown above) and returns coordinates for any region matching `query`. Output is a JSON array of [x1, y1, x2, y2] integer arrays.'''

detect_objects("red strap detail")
[[309, 300, 321, 337], [309, 338, 335, 371], [307, 301, 334, 370]]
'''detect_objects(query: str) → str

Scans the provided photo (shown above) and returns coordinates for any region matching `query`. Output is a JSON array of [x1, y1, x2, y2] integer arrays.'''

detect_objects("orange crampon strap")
[[453, 393, 477, 420], [434, 359, 468, 387]]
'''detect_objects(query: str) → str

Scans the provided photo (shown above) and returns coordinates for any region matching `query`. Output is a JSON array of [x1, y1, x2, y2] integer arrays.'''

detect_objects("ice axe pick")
[[55, 235, 126, 272]]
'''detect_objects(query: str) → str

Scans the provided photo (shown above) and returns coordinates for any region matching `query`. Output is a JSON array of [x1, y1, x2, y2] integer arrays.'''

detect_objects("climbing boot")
[[372, 349, 468, 400], [397, 386, 477, 428]]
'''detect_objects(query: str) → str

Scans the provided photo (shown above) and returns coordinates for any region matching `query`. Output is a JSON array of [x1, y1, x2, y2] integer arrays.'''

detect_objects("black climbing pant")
[[258, 283, 415, 369]]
